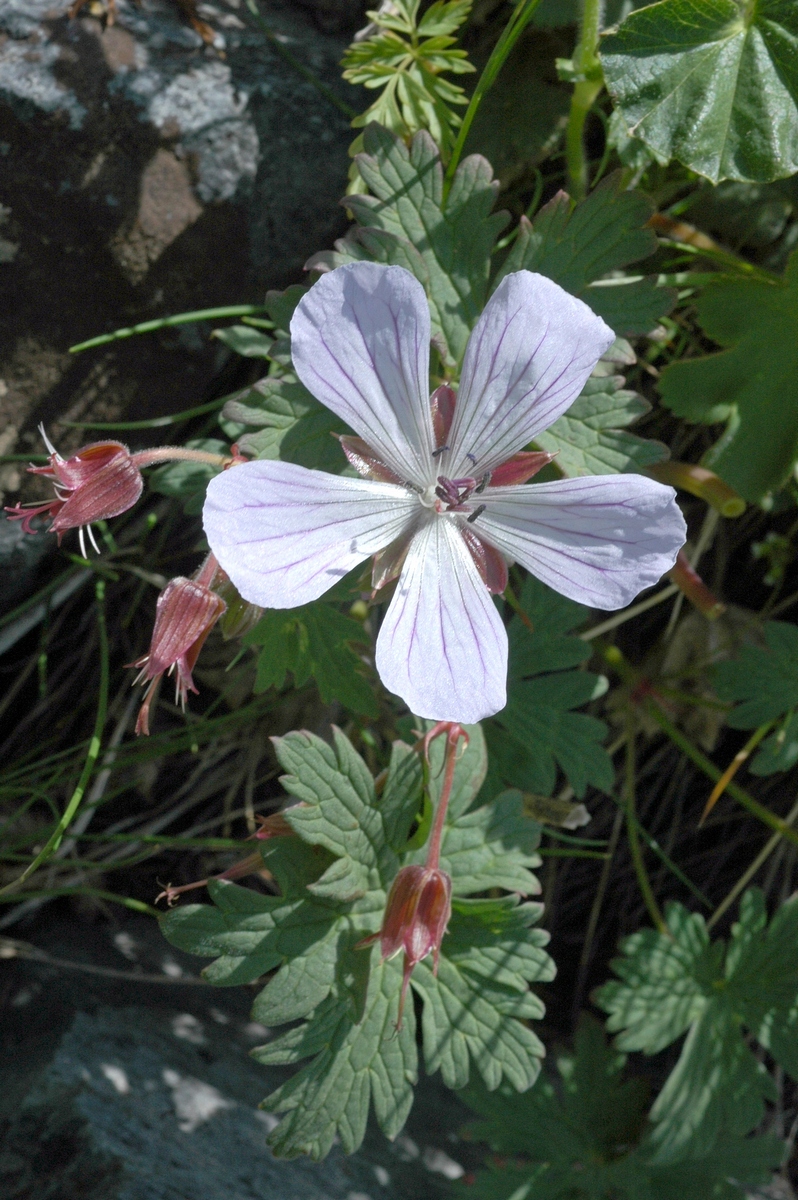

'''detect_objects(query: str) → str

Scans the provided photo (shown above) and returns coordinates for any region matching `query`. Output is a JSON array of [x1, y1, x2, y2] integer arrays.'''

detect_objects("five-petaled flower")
[[5, 430, 143, 557], [203, 262, 686, 722], [130, 573, 226, 735]]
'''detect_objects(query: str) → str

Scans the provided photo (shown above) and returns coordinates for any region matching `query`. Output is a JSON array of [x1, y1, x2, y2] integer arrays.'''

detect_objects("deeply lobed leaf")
[[596, 890, 798, 1163], [161, 726, 553, 1159]]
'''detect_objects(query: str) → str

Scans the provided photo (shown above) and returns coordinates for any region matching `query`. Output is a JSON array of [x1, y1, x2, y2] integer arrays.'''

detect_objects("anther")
[[466, 453, 477, 465], [467, 504, 486, 524], [475, 472, 491, 494], [431, 446, 449, 458]]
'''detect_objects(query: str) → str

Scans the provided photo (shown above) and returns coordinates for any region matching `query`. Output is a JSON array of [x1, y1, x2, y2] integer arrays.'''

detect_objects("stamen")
[[431, 446, 449, 458], [403, 480, 424, 494], [466, 453, 477, 465], [87, 524, 101, 555], [78, 526, 88, 559], [466, 504, 486, 524], [475, 472, 491, 494], [38, 422, 59, 458]]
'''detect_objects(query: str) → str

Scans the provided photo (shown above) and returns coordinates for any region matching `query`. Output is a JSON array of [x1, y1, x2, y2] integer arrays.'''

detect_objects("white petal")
[[446, 272, 615, 478], [203, 460, 419, 607], [291, 262, 435, 487], [376, 517, 508, 722], [477, 476, 686, 610]]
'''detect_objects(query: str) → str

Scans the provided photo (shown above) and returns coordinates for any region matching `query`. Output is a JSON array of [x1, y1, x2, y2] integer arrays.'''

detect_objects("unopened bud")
[[130, 576, 226, 735]]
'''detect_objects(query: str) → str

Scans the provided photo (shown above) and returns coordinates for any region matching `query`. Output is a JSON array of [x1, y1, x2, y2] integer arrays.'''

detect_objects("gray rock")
[[0, 916, 478, 1199], [0, 0, 361, 473]]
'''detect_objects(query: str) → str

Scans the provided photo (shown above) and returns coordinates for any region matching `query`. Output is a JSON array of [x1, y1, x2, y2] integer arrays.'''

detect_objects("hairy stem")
[[131, 447, 231, 469], [424, 723, 467, 870], [565, 0, 604, 198]]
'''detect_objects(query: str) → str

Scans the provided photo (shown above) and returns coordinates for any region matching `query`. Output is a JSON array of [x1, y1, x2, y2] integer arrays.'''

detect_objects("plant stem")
[[69, 305, 268, 354], [425, 728, 462, 870], [565, 80, 603, 200], [581, 582, 679, 640], [443, 0, 544, 200], [646, 702, 798, 851], [624, 719, 667, 933], [1, 580, 109, 895], [130, 447, 231, 469], [700, 720, 776, 824], [565, 0, 604, 198], [708, 795, 798, 931]]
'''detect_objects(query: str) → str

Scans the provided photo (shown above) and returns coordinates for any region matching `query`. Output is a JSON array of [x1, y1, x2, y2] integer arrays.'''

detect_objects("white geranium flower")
[[204, 262, 685, 722]]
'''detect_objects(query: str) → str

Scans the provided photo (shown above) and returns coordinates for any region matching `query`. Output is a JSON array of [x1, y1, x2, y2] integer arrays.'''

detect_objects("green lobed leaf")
[[596, 889, 798, 1163], [461, 1013, 780, 1198], [341, 0, 474, 157], [309, 122, 509, 365], [658, 251, 798, 500], [221, 375, 349, 474], [496, 172, 677, 336], [600, 0, 798, 184], [486, 575, 613, 799], [146, 438, 226, 515], [713, 620, 798, 727], [537, 362, 668, 476], [161, 726, 552, 1159], [244, 604, 377, 718]]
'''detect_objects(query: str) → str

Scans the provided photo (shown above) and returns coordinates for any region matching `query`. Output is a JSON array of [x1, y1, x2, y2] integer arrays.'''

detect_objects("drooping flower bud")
[[130, 575, 226, 735], [5, 432, 144, 554], [365, 863, 452, 1027]]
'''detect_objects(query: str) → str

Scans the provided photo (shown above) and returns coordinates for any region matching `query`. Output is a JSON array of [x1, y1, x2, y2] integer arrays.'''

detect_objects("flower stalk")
[[360, 722, 467, 1027]]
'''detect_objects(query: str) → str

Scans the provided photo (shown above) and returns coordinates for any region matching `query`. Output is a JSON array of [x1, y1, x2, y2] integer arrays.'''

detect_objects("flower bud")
[[367, 864, 452, 1027], [130, 576, 226, 735], [5, 434, 143, 550]]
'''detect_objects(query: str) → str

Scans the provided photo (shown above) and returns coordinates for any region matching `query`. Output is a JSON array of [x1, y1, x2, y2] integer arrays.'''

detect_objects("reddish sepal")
[[460, 526, 509, 594], [338, 435, 403, 484], [489, 451, 555, 488]]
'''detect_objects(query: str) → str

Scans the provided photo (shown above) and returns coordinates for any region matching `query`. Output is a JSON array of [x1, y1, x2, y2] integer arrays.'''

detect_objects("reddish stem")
[[422, 723, 468, 871], [130, 447, 231, 469]]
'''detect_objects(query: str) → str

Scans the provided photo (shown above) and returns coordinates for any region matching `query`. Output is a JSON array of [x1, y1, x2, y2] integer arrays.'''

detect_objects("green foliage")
[[596, 889, 798, 1163], [658, 250, 798, 501], [537, 352, 668, 475], [243, 603, 378, 717], [497, 172, 677, 336], [312, 121, 508, 365], [714, 621, 798, 728], [713, 621, 798, 775], [463, 32, 570, 184], [147, 438, 226, 514], [213, 326, 274, 358], [312, 127, 668, 476], [600, 0, 798, 184], [160, 725, 553, 1159], [341, 0, 474, 158], [486, 576, 613, 799], [461, 1014, 780, 1198], [220, 376, 349, 474]]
